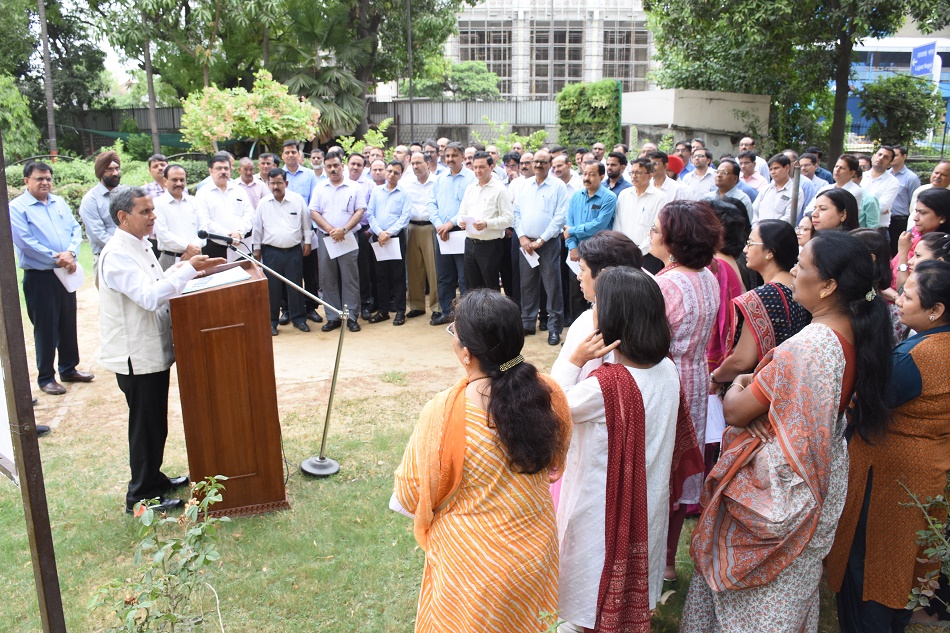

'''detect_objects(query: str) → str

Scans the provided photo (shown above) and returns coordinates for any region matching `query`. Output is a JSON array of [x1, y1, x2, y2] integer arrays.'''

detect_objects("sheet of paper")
[[311, 232, 319, 250], [323, 231, 359, 259], [520, 247, 540, 268], [565, 254, 581, 276], [437, 231, 467, 255], [227, 238, 252, 263], [371, 238, 402, 262], [705, 395, 726, 444], [459, 215, 485, 236], [54, 262, 85, 293], [182, 265, 252, 294]]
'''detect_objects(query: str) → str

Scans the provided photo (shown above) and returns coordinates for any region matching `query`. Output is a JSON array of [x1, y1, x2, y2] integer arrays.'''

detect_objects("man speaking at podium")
[[98, 186, 224, 514]]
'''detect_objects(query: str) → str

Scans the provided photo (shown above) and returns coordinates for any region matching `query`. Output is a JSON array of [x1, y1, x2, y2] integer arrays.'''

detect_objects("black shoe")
[[429, 311, 443, 325], [126, 496, 185, 515], [306, 309, 324, 323], [322, 320, 342, 332], [36, 425, 51, 437], [393, 312, 406, 326], [347, 319, 362, 332], [524, 328, 537, 336], [360, 308, 372, 321], [293, 321, 311, 333], [539, 317, 549, 331], [431, 313, 453, 326], [32, 398, 38, 406], [278, 312, 290, 326], [368, 311, 390, 324], [406, 309, 426, 319], [271, 325, 279, 336], [167, 475, 190, 490], [548, 330, 561, 346]]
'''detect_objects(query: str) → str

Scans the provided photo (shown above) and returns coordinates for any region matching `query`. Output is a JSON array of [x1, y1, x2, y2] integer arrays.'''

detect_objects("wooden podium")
[[169, 261, 289, 517]]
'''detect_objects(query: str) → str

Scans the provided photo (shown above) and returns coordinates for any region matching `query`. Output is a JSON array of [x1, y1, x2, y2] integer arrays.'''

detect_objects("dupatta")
[[690, 324, 846, 591]]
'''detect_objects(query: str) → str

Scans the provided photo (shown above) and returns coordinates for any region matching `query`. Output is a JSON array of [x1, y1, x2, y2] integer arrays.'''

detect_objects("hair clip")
[[499, 355, 524, 372], [865, 288, 877, 302]]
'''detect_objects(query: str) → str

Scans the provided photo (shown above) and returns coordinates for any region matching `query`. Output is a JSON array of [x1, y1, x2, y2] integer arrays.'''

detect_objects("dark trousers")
[[887, 219, 907, 260], [117, 366, 172, 508], [302, 247, 320, 312], [357, 228, 377, 311], [520, 238, 564, 332], [464, 237, 507, 291], [202, 241, 228, 260], [23, 269, 80, 387], [836, 470, 914, 632], [642, 252, 666, 275], [434, 231, 466, 314], [500, 230, 515, 301], [262, 244, 305, 325], [567, 264, 589, 325], [374, 232, 407, 313]]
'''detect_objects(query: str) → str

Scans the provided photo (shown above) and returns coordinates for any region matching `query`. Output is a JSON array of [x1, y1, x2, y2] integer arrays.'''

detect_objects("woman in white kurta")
[[553, 266, 687, 631]]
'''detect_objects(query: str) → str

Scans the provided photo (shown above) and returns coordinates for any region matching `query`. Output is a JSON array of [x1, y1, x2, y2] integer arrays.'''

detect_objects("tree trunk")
[[37, 0, 57, 156], [828, 28, 853, 168], [142, 31, 162, 155], [262, 26, 269, 67]]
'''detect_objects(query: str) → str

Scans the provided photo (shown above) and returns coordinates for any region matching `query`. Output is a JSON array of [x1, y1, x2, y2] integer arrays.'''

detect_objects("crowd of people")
[[8, 132, 950, 627]]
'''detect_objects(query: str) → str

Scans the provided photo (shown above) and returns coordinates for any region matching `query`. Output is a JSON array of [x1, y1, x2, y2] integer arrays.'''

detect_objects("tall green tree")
[[856, 74, 945, 146], [0, 0, 36, 77], [0, 75, 41, 161], [400, 60, 501, 100]]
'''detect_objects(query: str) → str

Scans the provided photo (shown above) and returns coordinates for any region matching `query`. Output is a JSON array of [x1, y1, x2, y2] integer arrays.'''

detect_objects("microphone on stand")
[[197, 229, 235, 244]]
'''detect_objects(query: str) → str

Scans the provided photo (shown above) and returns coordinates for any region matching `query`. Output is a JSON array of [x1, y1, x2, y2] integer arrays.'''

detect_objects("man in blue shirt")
[[427, 142, 474, 325], [366, 161, 412, 325], [282, 140, 321, 324], [10, 162, 94, 396], [563, 161, 617, 321]]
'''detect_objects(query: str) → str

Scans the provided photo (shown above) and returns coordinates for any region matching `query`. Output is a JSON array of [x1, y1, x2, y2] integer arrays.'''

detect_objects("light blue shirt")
[[891, 166, 922, 218], [427, 167, 475, 227], [367, 184, 411, 236], [10, 191, 83, 270], [565, 185, 617, 250], [514, 175, 568, 242], [285, 164, 317, 205], [310, 179, 364, 233], [78, 182, 116, 255], [703, 186, 754, 222]]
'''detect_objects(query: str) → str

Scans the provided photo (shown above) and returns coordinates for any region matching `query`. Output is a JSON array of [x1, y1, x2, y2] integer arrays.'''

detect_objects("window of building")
[[457, 21, 513, 95], [530, 22, 584, 98], [602, 21, 650, 92]]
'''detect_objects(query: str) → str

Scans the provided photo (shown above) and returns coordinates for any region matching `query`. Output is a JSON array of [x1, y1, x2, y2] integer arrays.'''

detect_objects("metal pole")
[[406, 0, 414, 144], [0, 123, 66, 631], [790, 164, 801, 227]]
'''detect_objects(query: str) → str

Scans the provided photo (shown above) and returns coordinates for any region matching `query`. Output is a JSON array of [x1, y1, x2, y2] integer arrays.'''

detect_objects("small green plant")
[[539, 610, 564, 632], [379, 370, 409, 386], [90, 476, 230, 632], [471, 117, 548, 154], [903, 476, 950, 611], [335, 118, 394, 159]]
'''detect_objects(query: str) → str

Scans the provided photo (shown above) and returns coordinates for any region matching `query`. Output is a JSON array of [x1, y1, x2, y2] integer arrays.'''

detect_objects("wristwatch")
[[897, 264, 910, 272]]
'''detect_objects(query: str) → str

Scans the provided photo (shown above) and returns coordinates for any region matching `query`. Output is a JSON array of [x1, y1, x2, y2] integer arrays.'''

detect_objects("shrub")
[[556, 79, 622, 150]]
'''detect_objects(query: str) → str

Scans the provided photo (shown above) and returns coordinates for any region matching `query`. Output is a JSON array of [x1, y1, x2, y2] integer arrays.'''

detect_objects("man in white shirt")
[[310, 149, 326, 183], [486, 145, 508, 183], [752, 154, 804, 225], [309, 150, 365, 331], [738, 137, 771, 180], [457, 151, 514, 292], [195, 153, 254, 259], [614, 158, 668, 253], [806, 153, 865, 218], [861, 145, 900, 231], [369, 159, 387, 187], [646, 150, 689, 202], [514, 149, 568, 344], [235, 157, 269, 209], [681, 147, 717, 197], [252, 169, 312, 335], [255, 153, 278, 183], [553, 155, 583, 196], [704, 160, 754, 222], [99, 186, 223, 514], [402, 152, 439, 319], [153, 165, 204, 270]]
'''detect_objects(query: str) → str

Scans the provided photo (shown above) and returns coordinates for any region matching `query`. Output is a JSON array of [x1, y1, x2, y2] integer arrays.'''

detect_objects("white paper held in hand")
[[565, 253, 581, 276], [324, 231, 359, 259], [520, 247, 540, 268], [53, 262, 85, 293], [437, 231, 467, 255], [459, 215, 485, 236], [371, 238, 402, 261]]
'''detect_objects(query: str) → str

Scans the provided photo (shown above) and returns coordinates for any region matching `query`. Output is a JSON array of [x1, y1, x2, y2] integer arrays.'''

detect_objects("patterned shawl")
[[592, 362, 703, 632], [727, 282, 809, 361], [690, 324, 846, 590]]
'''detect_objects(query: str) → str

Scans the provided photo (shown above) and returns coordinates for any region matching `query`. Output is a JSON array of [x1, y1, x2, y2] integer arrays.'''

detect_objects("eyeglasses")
[[746, 240, 765, 247], [446, 322, 456, 337], [795, 227, 811, 234]]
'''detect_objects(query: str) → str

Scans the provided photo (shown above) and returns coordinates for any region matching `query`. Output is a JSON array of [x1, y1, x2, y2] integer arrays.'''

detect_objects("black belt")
[[409, 220, 430, 226], [261, 244, 299, 251], [160, 250, 183, 258]]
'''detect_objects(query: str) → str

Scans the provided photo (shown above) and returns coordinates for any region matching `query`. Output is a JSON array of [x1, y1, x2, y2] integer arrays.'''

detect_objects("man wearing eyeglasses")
[[702, 160, 754, 222], [614, 158, 668, 257]]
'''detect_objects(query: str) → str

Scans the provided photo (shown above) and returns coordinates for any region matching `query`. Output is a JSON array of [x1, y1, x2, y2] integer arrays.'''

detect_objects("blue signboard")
[[912, 42, 937, 77]]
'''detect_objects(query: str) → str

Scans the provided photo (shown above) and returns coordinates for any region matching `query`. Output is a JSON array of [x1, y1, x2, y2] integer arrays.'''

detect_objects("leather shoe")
[[347, 319, 361, 332], [368, 311, 390, 324], [430, 313, 453, 326], [271, 325, 279, 336], [548, 330, 561, 346], [167, 475, 190, 491], [406, 309, 426, 319], [40, 381, 66, 396], [429, 311, 443, 325], [126, 496, 185, 515], [524, 328, 536, 336], [36, 425, 51, 437], [293, 321, 311, 333], [306, 309, 324, 323], [322, 320, 342, 332], [393, 312, 406, 326], [360, 308, 372, 321], [60, 371, 94, 383], [32, 398, 38, 406], [278, 311, 290, 326], [539, 316, 549, 331]]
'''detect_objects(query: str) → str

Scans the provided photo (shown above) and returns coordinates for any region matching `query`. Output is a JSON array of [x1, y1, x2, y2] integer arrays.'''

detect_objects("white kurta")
[[552, 358, 681, 628]]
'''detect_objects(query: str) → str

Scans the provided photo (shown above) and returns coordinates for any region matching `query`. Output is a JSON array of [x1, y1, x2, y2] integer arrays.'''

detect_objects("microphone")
[[197, 230, 234, 244]]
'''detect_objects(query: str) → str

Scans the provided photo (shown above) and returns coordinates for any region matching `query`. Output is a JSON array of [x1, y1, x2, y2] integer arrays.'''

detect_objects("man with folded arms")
[[99, 186, 224, 514], [457, 151, 514, 292], [10, 161, 93, 397], [153, 164, 204, 271], [253, 169, 312, 335]]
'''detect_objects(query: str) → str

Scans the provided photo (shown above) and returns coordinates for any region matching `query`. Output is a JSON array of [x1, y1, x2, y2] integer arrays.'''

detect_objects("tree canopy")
[[0, 74, 41, 161], [401, 60, 501, 101], [856, 74, 945, 146]]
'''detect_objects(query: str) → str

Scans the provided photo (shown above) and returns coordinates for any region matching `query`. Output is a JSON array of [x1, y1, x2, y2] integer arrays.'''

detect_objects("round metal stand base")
[[301, 456, 340, 477]]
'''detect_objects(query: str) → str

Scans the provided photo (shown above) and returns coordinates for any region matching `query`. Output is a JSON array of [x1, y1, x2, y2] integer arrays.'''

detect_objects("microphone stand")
[[225, 243, 344, 477]]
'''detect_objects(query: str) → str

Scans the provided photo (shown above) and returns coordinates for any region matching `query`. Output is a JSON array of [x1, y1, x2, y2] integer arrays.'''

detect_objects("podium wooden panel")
[[169, 261, 289, 517]]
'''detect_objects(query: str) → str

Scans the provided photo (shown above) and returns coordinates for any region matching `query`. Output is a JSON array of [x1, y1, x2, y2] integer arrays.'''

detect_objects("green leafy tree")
[[471, 117, 548, 154], [0, 0, 36, 77], [856, 74, 945, 147], [0, 75, 40, 161], [400, 60, 501, 101], [109, 69, 180, 109]]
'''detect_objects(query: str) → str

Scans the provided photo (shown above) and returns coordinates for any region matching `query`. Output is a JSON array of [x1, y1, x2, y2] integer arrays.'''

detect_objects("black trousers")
[[643, 252, 666, 275], [302, 247, 320, 312], [374, 232, 407, 313], [357, 228, 377, 311], [23, 269, 80, 387], [202, 241, 228, 260], [262, 244, 305, 325], [887, 219, 906, 260], [500, 230, 515, 302], [464, 237, 507, 291], [117, 366, 172, 509]]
